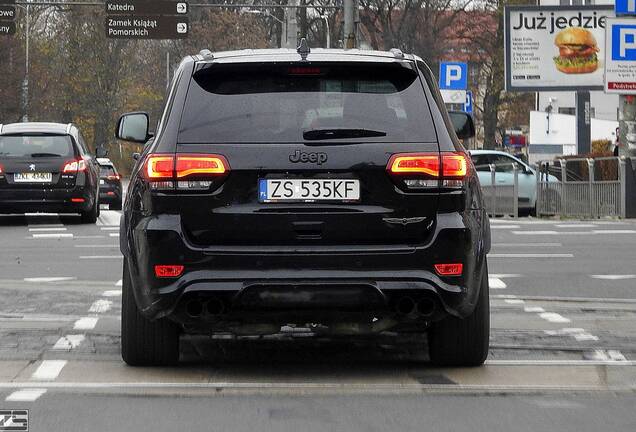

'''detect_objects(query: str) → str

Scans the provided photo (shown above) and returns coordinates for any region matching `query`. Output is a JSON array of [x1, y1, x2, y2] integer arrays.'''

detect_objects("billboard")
[[505, 5, 614, 92]]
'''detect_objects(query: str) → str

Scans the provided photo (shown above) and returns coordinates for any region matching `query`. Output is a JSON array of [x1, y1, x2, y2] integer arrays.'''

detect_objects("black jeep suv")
[[116, 45, 491, 367], [0, 122, 100, 223]]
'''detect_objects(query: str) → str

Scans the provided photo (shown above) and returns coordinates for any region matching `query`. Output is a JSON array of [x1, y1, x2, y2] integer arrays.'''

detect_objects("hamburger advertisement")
[[505, 6, 613, 91]]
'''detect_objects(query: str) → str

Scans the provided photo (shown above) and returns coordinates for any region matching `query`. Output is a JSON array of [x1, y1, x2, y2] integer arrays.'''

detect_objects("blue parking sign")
[[439, 62, 468, 90], [612, 24, 636, 60], [463, 91, 473, 114], [616, 0, 636, 15]]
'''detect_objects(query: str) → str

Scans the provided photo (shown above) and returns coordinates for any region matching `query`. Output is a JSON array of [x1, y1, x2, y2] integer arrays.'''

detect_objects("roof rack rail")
[[199, 49, 214, 59], [390, 48, 404, 59]]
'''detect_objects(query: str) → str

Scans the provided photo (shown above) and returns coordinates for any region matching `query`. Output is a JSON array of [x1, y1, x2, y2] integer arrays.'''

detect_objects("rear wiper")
[[303, 128, 387, 141], [30, 153, 62, 157]]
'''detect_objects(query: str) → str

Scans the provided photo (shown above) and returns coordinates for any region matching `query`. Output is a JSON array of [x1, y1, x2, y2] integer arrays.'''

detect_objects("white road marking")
[[490, 225, 520, 229], [97, 210, 121, 226], [574, 333, 599, 341], [590, 274, 636, 280], [513, 230, 636, 235], [592, 230, 636, 234], [79, 255, 122, 260], [23, 277, 77, 283], [28, 227, 67, 232], [31, 360, 67, 381], [486, 359, 636, 366], [492, 243, 562, 247], [607, 350, 627, 361], [115, 279, 123, 287], [504, 299, 525, 305], [555, 224, 596, 228], [31, 233, 73, 239], [102, 290, 122, 297], [74, 244, 119, 248], [587, 350, 610, 361], [539, 312, 571, 323], [109, 233, 120, 238], [489, 274, 522, 278], [73, 317, 98, 330], [5, 389, 47, 402], [488, 253, 573, 258], [89, 299, 112, 313], [524, 306, 545, 313], [73, 235, 105, 239], [52, 335, 85, 351], [25, 213, 58, 217], [489, 277, 507, 289], [99, 227, 119, 231]]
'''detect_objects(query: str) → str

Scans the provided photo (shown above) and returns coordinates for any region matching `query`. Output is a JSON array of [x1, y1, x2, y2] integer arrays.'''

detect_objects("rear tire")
[[80, 195, 99, 224], [428, 261, 490, 366], [121, 261, 180, 366]]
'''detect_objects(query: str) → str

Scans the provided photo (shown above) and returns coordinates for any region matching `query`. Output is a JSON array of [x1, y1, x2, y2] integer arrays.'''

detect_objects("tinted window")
[[99, 165, 116, 177], [179, 62, 436, 143], [0, 135, 74, 158], [471, 154, 492, 172]]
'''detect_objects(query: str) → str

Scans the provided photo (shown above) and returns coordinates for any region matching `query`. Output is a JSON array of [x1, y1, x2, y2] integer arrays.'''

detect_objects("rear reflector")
[[107, 175, 120, 180], [71, 198, 85, 203], [63, 159, 87, 174], [434, 263, 463, 276], [154, 265, 185, 278]]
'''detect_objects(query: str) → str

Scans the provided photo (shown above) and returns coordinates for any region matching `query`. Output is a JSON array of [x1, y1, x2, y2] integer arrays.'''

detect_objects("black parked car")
[[116, 45, 491, 367], [97, 158, 123, 210], [0, 122, 100, 223]]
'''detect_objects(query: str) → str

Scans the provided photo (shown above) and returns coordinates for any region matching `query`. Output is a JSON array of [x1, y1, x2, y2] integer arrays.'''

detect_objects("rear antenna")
[[297, 38, 310, 61]]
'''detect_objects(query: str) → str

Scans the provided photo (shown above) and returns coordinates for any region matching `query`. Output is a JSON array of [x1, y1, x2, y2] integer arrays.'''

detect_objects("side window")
[[471, 155, 492, 172], [492, 155, 517, 173]]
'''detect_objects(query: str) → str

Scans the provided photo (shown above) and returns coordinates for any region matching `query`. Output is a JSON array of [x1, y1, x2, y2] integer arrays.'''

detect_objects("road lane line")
[[99, 227, 119, 231], [512, 231, 559, 235], [109, 233, 119, 238], [102, 290, 122, 297], [488, 253, 573, 258], [73, 317, 98, 330], [27, 224, 63, 228], [590, 275, 636, 280], [490, 225, 520, 229], [524, 306, 545, 313], [555, 224, 596, 228], [492, 243, 562, 247], [51, 335, 85, 351], [79, 256, 122, 259], [115, 280, 122, 287], [539, 312, 571, 323], [74, 244, 119, 248], [489, 278, 507, 289], [574, 333, 599, 341], [73, 235, 105, 239], [592, 230, 636, 234], [31, 233, 73, 239], [607, 350, 627, 361], [504, 299, 524, 305], [89, 300, 112, 313], [31, 360, 67, 381], [23, 277, 77, 283], [5, 389, 47, 402], [489, 274, 522, 278], [28, 227, 67, 232]]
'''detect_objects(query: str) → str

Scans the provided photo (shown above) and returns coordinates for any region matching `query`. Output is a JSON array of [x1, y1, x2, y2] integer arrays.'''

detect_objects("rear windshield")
[[99, 165, 116, 177], [178, 62, 436, 143], [0, 134, 74, 158]]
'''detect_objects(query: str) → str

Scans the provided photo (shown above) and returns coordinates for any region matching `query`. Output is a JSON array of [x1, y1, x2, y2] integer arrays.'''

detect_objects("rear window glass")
[[99, 165, 116, 177], [178, 62, 436, 143], [0, 135, 74, 158]]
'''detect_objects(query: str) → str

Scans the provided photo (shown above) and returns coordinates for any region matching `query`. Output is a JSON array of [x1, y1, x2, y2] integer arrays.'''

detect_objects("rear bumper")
[[0, 186, 95, 213], [122, 210, 490, 326], [99, 187, 122, 204]]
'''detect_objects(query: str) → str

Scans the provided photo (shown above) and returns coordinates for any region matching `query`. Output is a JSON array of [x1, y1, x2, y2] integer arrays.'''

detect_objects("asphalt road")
[[0, 212, 635, 431]]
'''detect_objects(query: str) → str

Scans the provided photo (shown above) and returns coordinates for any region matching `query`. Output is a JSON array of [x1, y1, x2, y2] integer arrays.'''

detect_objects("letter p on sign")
[[612, 24, 636, 60], [439, 62, 468, 90]]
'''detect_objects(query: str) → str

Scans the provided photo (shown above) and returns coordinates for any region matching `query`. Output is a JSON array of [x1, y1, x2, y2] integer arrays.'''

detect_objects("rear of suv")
[[117, 46, 491, 367], [0, 122, 100, 223], [97, 158, 123, 210]]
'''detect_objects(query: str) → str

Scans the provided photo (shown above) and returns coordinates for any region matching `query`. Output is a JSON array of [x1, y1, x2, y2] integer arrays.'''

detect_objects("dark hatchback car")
[[116, 46, 491, 367], [97, 158, 123, 210], [0, 122, 100, 223]]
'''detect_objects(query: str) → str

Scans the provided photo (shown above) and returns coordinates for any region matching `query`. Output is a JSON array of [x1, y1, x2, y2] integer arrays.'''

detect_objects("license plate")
[[259, 179, 360, 202], [14, 172, 53, 183], [100, 179, 105, 185]]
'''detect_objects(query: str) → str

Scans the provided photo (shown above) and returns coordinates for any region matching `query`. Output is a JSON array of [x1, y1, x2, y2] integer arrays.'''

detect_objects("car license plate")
[[259, 179, 360, 202], [14, 172, 53, 183], [100, 179, 105, 185]]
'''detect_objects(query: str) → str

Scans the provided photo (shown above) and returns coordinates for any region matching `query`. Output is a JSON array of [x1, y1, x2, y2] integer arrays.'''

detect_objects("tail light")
[[0, 164, 3, 174], [142, 153, 230, 191], [107, 174, 121, 181], [155, 265, 185, 278], [62, 159, 87, 174], [434, 263, 463, 276], [387, 152, 468, 189]]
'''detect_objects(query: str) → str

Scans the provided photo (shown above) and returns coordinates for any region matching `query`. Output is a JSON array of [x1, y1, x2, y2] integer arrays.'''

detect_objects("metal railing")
[[536, 157, 627, 219], [479, 164, 520, 218]]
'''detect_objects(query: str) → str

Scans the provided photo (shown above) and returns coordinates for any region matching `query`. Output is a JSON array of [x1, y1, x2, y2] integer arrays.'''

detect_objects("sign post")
[[605, 3, 636, 157], [0, 0, 16, 37], [105, 1, 189, 39]]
